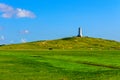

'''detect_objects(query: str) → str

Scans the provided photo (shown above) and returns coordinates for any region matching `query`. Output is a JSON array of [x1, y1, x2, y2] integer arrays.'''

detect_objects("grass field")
[[0, 50, 120, 80]]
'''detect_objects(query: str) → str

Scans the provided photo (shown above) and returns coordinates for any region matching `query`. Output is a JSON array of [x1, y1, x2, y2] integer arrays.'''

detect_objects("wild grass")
[[0, 37, 120, 50], [0, 50, 120, 80]]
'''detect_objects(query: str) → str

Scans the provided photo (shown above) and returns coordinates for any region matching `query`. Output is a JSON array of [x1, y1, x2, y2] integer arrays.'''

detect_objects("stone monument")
[[77, 27, 82, 37]]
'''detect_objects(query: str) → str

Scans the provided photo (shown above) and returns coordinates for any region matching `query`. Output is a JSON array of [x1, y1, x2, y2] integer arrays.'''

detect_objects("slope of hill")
[[0, 37, 120, 50]]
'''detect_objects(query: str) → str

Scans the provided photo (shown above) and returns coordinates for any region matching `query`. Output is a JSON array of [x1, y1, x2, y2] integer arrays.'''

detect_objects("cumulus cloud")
[[16, 8, 35, 18], [0, 3, 36, 18], [0, 3, 14, 12]]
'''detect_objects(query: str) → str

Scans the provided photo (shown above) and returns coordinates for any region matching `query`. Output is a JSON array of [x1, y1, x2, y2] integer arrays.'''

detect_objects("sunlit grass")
[[0, 50, 120, 80]]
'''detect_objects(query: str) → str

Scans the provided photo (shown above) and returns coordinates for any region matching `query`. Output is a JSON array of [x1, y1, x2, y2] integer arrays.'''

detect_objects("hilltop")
[[0, 37, 120, 50]]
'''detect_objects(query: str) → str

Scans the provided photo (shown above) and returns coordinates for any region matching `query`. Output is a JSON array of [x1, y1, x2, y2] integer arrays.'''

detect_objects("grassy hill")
[[0, 37, 120, 50], [0, 37, 120, 80]]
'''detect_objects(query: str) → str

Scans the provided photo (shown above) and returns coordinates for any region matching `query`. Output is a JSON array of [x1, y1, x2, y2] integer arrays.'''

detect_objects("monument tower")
[[77, 27, 82, 37]]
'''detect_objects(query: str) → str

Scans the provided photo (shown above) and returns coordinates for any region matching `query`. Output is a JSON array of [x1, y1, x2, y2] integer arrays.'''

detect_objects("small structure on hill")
[[77, 27, 83, 37]]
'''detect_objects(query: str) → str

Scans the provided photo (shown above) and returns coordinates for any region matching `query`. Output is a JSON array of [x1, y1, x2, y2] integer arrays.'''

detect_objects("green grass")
[[0, 50, 120, 80], [0, 37, 120, 50]]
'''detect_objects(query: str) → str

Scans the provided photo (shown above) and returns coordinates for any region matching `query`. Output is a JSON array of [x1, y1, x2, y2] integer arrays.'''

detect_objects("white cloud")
[[20, 30, 29, 34], [16, 8, 35, 18], [0, 35, 5, 40], [2, 13, 13, 18], [0, 3, 14, 12], [21, 38, 26, 43], [0, 3, 36, 18], [0, 3, 14, 18], [10, 40, 14, 43]]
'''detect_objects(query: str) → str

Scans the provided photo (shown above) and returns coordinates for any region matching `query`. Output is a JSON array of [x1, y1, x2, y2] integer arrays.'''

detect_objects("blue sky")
[[0, 0, 120, 44]]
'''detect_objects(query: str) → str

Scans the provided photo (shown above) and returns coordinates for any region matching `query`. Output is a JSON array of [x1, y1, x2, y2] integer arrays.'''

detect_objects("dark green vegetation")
[[0, 50, 120, 80], [0, 37, 120, 50]]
